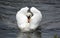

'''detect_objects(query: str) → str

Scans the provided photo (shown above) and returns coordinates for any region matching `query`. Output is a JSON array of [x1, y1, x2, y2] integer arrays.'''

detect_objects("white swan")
[[16, 7, 42, 32]]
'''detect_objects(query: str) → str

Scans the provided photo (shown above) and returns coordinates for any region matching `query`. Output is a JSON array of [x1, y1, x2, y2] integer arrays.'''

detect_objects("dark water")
[[0, 0, 60, 38]]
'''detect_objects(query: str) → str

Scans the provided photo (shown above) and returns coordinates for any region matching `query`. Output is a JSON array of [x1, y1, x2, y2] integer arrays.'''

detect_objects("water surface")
[[0, 0, 60, 38]]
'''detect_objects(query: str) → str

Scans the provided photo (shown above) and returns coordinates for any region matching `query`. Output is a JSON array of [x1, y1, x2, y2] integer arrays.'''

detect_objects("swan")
[[16, 7, 42, 32]]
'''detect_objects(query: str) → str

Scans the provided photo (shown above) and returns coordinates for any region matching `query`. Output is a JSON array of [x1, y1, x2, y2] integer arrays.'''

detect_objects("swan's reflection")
[[17, 32, 41, 38]]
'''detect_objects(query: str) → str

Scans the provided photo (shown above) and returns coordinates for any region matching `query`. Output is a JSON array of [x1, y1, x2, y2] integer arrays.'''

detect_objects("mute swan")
[[16, 7, 42, 32]]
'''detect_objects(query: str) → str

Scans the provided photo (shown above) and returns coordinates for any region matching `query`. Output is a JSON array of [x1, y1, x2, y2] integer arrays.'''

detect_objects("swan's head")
[[26, 12, 33, 23]]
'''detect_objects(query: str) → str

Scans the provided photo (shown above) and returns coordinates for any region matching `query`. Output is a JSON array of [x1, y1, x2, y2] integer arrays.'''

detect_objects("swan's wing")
[[16, 14, 28, 25], [30, 7, 42, 29], [16, 7, 29, 25], [17, 7, 29, 14]]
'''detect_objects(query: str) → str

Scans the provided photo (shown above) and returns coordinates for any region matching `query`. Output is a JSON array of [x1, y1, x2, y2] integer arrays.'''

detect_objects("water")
[[0, 0, 60, 38], [0, 29, 60, 38]]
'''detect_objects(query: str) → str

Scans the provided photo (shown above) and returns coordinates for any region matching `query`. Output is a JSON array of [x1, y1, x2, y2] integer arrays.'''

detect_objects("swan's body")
[[16, 7, 42, 32]]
